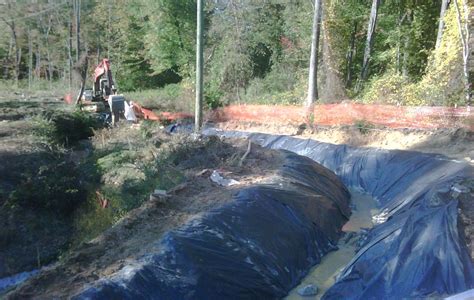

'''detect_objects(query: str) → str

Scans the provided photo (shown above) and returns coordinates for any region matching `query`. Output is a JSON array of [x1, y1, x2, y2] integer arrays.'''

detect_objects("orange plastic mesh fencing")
[[208, 103, 474, 131]]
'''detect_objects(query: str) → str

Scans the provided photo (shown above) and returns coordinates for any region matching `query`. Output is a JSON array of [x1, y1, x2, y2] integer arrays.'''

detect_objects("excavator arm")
[[93, 58, 116, 100]]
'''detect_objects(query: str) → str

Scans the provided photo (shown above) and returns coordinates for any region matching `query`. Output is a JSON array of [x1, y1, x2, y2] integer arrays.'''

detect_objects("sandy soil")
[[216, 121, 474, 163], [6, 139, 285, 299]]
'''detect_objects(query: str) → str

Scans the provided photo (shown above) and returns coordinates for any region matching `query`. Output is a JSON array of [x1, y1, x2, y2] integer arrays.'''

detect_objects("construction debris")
[[210, 170, 240, 187]]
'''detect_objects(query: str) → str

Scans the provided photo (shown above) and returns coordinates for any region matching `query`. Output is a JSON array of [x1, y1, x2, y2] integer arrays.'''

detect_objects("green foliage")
[[141, 0, 197, 77], [205, 83, 224, 109], [0, 0, 471, 107], [126, 81, 193, 112], [34, 110, 101, 147], [354, 119, 375, 135], [359, 1, 467, 106], [8, 161, 86, 216]]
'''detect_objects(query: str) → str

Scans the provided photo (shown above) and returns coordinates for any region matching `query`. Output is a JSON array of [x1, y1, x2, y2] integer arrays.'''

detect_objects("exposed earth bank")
[[215, 120, 474, 163]]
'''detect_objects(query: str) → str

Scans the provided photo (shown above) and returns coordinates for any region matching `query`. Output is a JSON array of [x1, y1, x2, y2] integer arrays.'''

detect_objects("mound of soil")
[[6, 138, 285, 298]]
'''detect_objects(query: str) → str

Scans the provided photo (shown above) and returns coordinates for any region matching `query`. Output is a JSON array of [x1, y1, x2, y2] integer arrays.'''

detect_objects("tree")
[[453, 0, 471, 105], [1, 1, 22, 85], [436, 0, 451, 50], [306, 0, 323, 109], [356, 0, 380, 91]]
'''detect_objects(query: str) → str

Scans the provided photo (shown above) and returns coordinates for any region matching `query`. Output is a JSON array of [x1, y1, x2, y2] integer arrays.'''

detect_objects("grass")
[[0, 79, 71, 99], [124, 82, 194, 113]]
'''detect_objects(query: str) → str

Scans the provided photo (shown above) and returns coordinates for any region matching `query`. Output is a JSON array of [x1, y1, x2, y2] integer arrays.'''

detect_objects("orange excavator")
[[80, 58, 125, 124], [78, 58, 192, 125]]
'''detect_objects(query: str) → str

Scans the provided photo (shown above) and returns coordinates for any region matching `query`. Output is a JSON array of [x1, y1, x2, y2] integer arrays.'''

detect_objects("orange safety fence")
[[208, 103, 474, 131], [132, 102, 193, 123]]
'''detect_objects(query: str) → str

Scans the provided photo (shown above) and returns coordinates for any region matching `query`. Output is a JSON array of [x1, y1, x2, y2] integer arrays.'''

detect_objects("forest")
[[0, 0, 472, 107]]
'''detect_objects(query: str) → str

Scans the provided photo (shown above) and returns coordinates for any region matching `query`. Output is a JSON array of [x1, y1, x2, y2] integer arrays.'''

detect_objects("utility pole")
[[195, 0, 204, 132]]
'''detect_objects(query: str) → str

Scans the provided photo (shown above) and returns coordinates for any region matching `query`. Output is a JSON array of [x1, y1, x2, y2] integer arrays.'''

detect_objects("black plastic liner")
[[74, 151, 351, 299], [206, 129, 474, 299]]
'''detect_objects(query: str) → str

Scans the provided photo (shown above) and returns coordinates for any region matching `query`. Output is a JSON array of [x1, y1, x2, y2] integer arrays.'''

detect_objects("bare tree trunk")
[[396, 12, 407, 74], [67, 11, 73, 89], [47, 51, 53, 85], [75, 55, 88, 105], [356, 0, 381, 92], [36, 37, 41, 81], [402, 12, 412, 78], [74, 0, 81, 63], [13, 26, 20, 86], [28, 29, 33, 89], [306, 0, 323, 108], [346, 21, 357, 88], [454, 0, 471, 106], [46, 17, 53, 87], [436, 0, 451, 50], [3, 36, 13, 79]]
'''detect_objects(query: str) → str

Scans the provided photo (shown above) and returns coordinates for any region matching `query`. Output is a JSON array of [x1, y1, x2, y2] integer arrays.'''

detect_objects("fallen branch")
[[238, 140, 252, 167]]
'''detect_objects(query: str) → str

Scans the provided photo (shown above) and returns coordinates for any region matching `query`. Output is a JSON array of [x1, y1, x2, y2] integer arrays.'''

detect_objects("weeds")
[[354, 119, 376, 135], [33, 110, 102, 147]]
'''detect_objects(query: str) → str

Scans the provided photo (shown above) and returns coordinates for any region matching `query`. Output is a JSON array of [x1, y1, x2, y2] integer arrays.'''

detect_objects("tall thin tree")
[[454, 0, 471, 106], [74, 0, 81, 63], [436, 0, 451, 50], [306, 0, 323, 109], [357, 0, 380, 92]]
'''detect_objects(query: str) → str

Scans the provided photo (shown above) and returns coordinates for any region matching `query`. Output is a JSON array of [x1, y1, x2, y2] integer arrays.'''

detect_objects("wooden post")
[[195, 0, 204, 132]]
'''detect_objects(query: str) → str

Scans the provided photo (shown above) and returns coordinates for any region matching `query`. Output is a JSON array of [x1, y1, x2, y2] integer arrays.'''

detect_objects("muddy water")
[[285, 189, 379, 299]]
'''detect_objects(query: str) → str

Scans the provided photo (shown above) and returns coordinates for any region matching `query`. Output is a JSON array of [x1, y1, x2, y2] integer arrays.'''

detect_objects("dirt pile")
[[6, 137, 286, 298]]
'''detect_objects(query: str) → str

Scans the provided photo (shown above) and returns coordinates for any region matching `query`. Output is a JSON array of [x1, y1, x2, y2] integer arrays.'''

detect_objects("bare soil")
[[6, 138, 285, 299], [216, 121, 474, 163]]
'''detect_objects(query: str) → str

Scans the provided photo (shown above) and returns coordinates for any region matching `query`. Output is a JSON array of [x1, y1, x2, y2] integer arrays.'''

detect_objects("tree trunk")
[[454, 0, 471, 106], [195, 0, 204, 132], [6, 18, 20, 85], [67, 10, 73, 89], [306, 0, 323, 109], [3, 36, 13, 79], [346, 21, 357, 88], [402, 12, 412, 78], [357, 0, 381, 92], [75, 55, 88, 105], [45, 16, 53, 87], [74, 0, 81, 63], [36, 37, 41, 81], [436, 0, 451, 50], [28, 29, 33, 89]]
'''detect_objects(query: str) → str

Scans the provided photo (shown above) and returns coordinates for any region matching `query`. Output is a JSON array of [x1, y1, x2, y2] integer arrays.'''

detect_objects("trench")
[[5, 130, 474, 299], [286, 189, 379, 299]]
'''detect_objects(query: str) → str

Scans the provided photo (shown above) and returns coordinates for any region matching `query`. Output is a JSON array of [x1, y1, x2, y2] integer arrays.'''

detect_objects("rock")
[[150, 189, 170, 204], [297, 284, 319, 296]]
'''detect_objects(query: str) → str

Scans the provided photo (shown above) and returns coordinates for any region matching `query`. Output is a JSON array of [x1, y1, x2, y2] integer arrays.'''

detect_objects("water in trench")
[[285, 189, 379, 299]]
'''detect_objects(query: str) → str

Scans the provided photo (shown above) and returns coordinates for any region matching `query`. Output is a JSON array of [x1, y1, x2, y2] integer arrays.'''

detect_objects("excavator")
[[81, 58, 126, 124], [77, 58, 192, 125]]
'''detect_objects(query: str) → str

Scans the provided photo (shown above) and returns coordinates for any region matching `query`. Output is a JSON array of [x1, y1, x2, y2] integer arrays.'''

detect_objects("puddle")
[[285, 189, 379, 299]]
